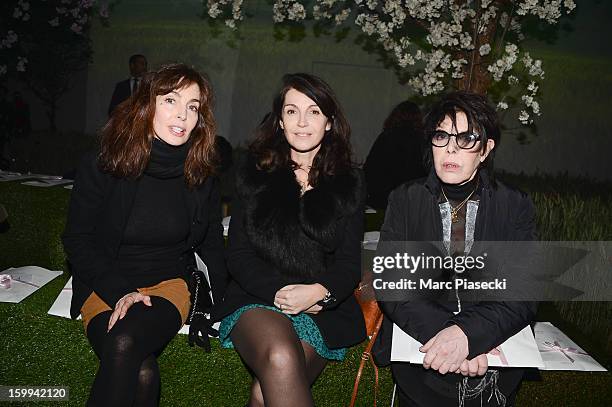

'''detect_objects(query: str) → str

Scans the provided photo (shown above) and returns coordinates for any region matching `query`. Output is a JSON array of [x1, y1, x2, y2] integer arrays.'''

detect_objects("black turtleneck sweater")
[[116, 138, 190, 288]]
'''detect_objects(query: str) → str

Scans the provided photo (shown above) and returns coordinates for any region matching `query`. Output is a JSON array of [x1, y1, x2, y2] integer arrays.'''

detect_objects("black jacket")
[[217, 161, 367, 349], [108, 79, 131, 116], [373, 169, 537, 365], [62, 152, 227, 319]]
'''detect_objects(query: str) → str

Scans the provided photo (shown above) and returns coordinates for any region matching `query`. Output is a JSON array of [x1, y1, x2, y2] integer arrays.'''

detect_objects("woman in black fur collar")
[[217, 73, 366, 406]]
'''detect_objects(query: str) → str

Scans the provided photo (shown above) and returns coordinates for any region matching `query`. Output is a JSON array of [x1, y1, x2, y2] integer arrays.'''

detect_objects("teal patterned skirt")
[[219, 304, 346, 361]]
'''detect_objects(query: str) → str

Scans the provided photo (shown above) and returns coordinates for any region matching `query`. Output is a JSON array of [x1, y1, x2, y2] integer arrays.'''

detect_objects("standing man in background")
[[107, 54, 148, 116]]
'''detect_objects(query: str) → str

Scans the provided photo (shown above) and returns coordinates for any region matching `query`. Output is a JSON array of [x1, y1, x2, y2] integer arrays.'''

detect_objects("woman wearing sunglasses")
[[374, 91, 537, 406]]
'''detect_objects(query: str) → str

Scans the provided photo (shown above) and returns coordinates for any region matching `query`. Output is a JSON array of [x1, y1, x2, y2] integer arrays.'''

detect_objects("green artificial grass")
[[1, 179, 611, 406]]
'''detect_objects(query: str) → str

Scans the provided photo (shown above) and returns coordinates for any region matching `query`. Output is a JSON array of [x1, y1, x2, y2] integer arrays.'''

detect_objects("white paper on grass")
[[534, 322, 607, 371], [391, 324, 544, 368], [194, 253, 213, 304], [0, 266, 63, 303], [0, 173, 37, 182], [21, 179, 73, 187], [362, 231, 380, 251], [0, 172, 64, 182], [47, 277, 80, 319]]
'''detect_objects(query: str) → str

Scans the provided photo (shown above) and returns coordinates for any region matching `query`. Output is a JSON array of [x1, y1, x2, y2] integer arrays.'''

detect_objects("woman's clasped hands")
[[273, 283, 327, 315]]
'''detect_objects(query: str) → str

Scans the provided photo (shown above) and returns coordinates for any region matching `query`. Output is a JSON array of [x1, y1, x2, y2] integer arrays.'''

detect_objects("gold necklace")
[[441, 178, 479, 223], [295, 165, 311, 196], [298, 180, 308, 195]]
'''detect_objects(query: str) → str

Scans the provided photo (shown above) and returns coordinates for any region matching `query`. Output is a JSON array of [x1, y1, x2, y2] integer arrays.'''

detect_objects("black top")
[[63, 141, 228, 318], [440, 176, 480, 202], [117, 173, 189, 288], [216, 160, 367, 349]]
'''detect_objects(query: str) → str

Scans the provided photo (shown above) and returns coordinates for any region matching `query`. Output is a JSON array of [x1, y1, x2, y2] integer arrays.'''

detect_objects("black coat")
[[62, 152, 227, 319], [373, 170, 537, 396], [217, 162, 367, 349], [108, 79, 132, 116]]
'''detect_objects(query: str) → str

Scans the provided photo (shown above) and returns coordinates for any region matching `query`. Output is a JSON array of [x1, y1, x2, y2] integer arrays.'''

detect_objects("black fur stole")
[[238, 162, 363, 281]]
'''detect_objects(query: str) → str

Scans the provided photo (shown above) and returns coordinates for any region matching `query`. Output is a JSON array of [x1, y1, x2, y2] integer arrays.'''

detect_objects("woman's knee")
[[102, 331, 138, 361], [137, 356, 159, 387], [262, 340, 303, 372]]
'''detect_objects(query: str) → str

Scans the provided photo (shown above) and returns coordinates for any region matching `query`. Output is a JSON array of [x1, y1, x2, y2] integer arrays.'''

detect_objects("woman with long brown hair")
[[217, 73, 366, 406], [63, 63, 226, 406]]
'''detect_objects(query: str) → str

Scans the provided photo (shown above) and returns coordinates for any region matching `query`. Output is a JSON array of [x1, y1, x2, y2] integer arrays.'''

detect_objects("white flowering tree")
[[0, 0, 108, 130], [203, 0, 576, 125]]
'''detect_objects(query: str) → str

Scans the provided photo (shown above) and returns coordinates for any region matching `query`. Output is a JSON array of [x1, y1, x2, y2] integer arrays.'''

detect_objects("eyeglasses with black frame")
[[430, 130, 481, 150]]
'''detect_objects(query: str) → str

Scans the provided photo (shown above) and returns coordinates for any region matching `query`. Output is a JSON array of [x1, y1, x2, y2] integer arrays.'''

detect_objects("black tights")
[[230, 308, 328, 407], [85, 296, 181, 407]]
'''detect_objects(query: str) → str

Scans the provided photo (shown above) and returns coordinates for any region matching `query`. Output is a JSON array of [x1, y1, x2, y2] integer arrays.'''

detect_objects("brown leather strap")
[[349, 315, 384, 407]]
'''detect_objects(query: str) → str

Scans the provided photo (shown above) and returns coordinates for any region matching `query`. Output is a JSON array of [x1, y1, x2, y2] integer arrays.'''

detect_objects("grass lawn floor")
[[1, 181, 610, 406]]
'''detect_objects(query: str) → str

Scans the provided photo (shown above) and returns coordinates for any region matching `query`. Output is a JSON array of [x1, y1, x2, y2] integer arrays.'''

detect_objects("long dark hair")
[[99, 63, 217, 187], [249, 73, 352, 186], [423, 91, 500, 171]]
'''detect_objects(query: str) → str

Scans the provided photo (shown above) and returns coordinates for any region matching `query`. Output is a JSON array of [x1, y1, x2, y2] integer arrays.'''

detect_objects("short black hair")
[[423, 91, 500, 170], [129, 54, 147, 65]]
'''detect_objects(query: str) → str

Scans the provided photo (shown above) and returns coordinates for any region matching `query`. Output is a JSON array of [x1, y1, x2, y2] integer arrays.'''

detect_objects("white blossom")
[[0, 65, 7, 76], [335, 8, 351, 25], [70, 23, 82, 34], [487, 43, 518, 81], [479, 43, 491, 56], [16, 56, 28, 72], [1, 31, 18, 49], [497, 101, 509, 110], [202, 0, 575, 125], [451, 58, 467, 79], [99, 4, 109, 19], [49, 17, 60, 27], [527, 81, 538, 93]]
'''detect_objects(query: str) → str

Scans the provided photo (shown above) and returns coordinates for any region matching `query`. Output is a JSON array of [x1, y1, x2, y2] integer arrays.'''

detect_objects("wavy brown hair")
[[99, 63, 217, 187], [250, 73, 352, 186]]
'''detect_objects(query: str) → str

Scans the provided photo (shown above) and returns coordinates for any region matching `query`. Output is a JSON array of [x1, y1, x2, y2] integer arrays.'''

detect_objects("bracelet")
[[317, 290, 336, 307]]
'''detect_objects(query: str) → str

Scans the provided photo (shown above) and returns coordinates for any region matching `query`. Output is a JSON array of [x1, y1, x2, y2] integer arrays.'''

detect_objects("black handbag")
[[186, 266, 217, 352]]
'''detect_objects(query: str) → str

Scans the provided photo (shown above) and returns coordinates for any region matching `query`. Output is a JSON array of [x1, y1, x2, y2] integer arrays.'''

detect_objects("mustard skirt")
[[80, 278, 191, 331]]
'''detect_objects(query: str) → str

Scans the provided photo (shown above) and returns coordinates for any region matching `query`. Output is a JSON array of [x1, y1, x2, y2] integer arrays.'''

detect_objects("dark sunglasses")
[[430, 130, 481, 150]]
